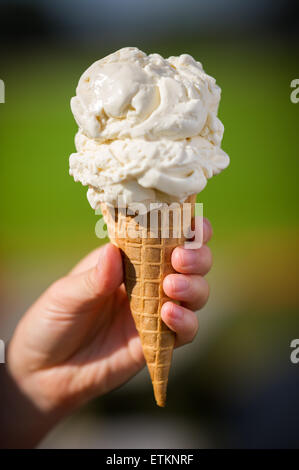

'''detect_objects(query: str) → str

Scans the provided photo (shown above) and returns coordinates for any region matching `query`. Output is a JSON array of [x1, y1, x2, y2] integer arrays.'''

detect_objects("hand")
[[5, 219, 213, 446]]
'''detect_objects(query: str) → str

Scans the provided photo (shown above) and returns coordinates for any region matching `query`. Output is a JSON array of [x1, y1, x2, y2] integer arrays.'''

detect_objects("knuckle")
[[190, 274, 203, 294], [85, 267, 100, 296], [201, 279, 210, 306], [189, 277, 210, 309], [200, 244, 211, 260]]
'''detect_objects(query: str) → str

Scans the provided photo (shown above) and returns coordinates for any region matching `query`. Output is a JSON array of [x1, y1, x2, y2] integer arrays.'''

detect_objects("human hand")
[[6, 219, 212, 444]]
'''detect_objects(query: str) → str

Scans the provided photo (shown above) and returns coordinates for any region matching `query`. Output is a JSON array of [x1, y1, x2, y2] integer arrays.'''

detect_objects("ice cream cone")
[[100, 194, 196, 407]]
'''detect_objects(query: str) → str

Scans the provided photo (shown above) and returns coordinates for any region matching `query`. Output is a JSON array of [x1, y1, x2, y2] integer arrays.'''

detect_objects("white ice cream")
[[69, 47, 229, 208]]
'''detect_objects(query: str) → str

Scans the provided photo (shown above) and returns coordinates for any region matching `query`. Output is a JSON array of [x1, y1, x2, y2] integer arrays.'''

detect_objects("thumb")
[[48, 243, 123, 311]]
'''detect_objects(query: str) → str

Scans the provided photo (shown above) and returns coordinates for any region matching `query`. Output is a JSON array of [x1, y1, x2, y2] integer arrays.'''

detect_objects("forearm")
[[0, 364, 59, 449]]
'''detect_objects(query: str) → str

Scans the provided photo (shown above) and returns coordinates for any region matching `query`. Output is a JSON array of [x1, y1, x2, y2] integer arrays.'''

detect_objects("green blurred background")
[[0, 0, 298, 449]]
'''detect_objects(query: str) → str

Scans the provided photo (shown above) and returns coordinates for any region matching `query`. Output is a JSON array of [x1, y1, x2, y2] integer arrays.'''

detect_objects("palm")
[[61, 284, 145, 398], [28, 284, 144, 409]]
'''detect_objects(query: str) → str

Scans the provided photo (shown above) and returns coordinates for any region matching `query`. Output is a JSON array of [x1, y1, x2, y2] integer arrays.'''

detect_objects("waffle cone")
[[101, 195, 196, 407]]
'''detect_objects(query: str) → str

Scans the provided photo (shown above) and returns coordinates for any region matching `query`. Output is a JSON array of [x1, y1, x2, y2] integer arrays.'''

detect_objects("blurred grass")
[[0, 40, 298, 261]]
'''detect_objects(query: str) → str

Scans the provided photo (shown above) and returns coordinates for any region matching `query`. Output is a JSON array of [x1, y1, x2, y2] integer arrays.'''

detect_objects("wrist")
[[0, 362, 64, 448]]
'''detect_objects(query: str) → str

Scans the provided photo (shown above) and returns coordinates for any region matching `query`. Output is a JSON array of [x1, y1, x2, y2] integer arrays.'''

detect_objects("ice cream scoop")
[[69, 47, 229, 207]]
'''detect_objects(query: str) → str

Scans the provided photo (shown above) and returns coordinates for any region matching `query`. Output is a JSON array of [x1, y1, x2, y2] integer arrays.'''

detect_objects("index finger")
[[202, 218, 213, 244]]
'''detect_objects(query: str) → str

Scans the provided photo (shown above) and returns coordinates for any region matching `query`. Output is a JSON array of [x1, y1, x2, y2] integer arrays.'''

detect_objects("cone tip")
[[154, 389, 167, 407], [156, 399, 166, 408]]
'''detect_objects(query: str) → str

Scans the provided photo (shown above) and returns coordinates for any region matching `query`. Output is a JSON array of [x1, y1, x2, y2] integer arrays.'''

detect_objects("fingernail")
[[180, 250, 198, 269], [174, 276, 189, 293], [169, 303, 184, 322]]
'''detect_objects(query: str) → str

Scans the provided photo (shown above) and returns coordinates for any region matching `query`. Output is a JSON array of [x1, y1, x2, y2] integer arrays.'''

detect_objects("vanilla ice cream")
[[69, 47, 229, 208]]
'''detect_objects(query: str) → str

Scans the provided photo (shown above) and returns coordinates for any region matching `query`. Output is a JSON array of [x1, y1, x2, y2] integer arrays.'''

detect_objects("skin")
[[1, 218, 213, 448]]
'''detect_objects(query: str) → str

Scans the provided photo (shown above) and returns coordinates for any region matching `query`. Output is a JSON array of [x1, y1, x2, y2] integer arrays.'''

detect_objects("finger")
[[171, 244, 212, 275], [69, 220, 212, 275], [186, 217, 213, 242], [202, 218, 213, 244], [161, 302, 198, 347], [69, 245, 107, 275], [48, 243, 123, 309], [163, 273, 210, 311]]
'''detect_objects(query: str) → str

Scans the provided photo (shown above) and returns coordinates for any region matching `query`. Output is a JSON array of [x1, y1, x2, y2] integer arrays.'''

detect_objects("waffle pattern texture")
[[101, 195, 196, 406]]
